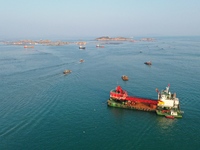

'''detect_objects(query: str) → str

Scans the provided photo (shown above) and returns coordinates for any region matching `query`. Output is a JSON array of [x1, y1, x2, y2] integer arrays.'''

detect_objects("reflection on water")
[[156, 117, 177, 131]]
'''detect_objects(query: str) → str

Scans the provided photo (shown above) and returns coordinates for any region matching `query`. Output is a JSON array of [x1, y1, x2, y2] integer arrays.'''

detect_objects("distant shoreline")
[[95, 36, 155, 42], [2, 40, 87, 46], [2, 36, 155, 46]]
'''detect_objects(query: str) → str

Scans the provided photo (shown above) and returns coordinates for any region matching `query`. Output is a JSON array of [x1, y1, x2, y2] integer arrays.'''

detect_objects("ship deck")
[[108, 99, 157, 112]]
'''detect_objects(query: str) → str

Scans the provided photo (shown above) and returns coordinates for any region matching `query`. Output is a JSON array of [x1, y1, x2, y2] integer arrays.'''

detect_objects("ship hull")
[[107, 98, 157, 112]]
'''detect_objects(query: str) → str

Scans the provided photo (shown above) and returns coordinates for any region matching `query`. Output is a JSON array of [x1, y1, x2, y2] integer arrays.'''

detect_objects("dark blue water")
[[0, 36, 200, 150]]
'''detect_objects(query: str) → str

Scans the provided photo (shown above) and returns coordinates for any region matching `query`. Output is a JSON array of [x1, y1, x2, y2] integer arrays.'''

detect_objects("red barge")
[[108, 86, 158, 111]]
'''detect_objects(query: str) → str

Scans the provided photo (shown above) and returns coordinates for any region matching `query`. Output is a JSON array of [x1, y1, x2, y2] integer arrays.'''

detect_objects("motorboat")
[[121, 75, 129, 81], [79, 46, 86, 49]]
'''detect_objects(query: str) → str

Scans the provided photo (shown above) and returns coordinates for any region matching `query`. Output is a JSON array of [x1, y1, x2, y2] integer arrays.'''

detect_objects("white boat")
[[96, 44, 104, 48], [79, 46, 86, 49]]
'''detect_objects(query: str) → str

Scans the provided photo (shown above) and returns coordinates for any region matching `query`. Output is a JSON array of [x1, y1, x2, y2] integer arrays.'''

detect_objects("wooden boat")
[[121, 75, 128, 81], [79, 59, 84, 63], [144, 61, 152, 65], [63, 70, 72, 74]]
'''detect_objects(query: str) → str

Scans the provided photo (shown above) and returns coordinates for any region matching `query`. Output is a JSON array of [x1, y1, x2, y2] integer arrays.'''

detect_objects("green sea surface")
[[0, 36, 200, 150]]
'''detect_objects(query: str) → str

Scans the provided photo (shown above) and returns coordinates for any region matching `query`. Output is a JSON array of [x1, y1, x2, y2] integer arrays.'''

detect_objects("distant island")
[[3, 39, 87, 46], [140, 38, 155, 42], [2, 36, 155, 47], [95, 36, 154, 42], [95, 36, 133, 41]]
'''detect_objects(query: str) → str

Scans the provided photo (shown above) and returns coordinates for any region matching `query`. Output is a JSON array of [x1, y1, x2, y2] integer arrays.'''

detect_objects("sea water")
[[0, 36, 200, 150]]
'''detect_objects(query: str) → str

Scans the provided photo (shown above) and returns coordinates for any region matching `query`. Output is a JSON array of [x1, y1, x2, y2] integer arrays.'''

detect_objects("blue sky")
[[1, 0, 200, 39]]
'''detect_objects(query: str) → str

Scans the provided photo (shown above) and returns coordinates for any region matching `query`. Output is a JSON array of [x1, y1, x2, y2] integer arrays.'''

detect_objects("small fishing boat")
[[24, 45, 34, 48], [79, 59, 84, 63], [121, 75, 129, 81], [144, 61, 152, 65], [63, 70, 72, 74], [79, 46, 86, 49], [96, 44, 104, 48]]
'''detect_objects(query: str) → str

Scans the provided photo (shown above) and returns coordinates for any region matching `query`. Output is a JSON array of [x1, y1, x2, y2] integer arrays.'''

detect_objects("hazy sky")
[[1, 0, 200, 39]]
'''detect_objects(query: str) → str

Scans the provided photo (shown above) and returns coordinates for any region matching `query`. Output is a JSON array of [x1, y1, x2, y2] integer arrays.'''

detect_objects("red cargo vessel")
[[108, 86, 158, 111]]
